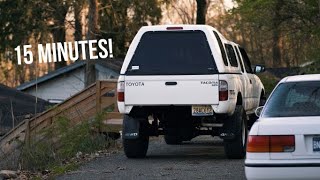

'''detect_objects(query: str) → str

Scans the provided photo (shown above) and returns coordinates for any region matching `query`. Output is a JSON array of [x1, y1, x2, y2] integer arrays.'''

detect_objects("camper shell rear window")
[[126, 30, 217, 75]]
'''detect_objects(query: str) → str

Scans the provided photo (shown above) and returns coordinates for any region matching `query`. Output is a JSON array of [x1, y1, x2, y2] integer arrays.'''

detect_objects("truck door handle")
[[165, 82, 177, 86]]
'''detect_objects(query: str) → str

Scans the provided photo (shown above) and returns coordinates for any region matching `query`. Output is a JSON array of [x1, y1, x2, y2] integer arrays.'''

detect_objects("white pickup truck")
[[117, 25, 265, 159]]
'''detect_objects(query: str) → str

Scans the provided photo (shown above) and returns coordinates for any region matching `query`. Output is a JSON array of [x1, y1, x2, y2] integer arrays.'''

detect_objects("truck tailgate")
[[124, 75, 219, 105]]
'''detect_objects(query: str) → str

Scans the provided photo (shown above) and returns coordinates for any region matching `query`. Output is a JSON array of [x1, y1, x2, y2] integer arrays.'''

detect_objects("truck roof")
[[139, 25, 228, 41], [120, 24, 241, 75]]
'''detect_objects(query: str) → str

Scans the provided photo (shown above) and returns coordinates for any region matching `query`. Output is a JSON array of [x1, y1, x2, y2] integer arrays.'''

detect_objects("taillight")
[[247, 135, 295, 153], [247, 136, 269, 152], [219, 80, 228, 101], [117, 81, 125, 102], [270, 136, 295, 152], [166, 27, 183, 30]]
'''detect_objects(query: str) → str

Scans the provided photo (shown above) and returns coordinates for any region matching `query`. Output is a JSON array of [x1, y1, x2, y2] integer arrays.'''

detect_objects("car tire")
[[164, 135, 182, 145], [223, 105, 248, 159], [123, 118, 149, 158]]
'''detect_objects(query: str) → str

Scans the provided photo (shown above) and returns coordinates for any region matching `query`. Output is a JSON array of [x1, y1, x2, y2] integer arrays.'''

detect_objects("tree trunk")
[[74, 2, 83, 66], [85, 0, 99, 87], [318, 0, 320, 24], [74, 3, 83, 41], [53, 25, 67, 70], [196, 0, 208, 24], [272, 28, 281, 67], [271, 0, 283, 67], [52, 6, 68, 70]]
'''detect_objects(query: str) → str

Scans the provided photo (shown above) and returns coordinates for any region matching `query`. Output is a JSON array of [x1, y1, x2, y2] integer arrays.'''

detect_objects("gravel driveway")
[[58, 136, 246, 180]]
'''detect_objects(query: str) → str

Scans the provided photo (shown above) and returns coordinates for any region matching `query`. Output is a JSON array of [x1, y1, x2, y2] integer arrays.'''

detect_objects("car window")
[[213, 31, 228, 66], [234, 46, 244, 73], [126, 30, 218, 75], [262, 81, 320, 117], [225, 44, 238, 67], [239, 48, 253, 73]]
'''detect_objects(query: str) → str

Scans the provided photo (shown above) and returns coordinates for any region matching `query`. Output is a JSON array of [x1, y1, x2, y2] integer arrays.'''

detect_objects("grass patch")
[[19, 112, 112, 174], [51, 162, 79, 175]]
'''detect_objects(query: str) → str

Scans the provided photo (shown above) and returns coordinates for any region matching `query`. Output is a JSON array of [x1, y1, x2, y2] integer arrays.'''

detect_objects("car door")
[[239, 48, 260, 108], [238, 47, 260, 110], [233, 45, 254, 111]]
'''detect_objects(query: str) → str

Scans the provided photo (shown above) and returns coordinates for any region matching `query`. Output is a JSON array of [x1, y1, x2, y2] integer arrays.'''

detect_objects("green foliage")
[[0, 0, 164, 59], [258, 73, 280, 96], [20, 113, 110, 172], [51, 162, 79, 175], [231, 0, 320, 67], [0, 0, 78, 60], [0, 0, 165, 84], [0, 1, 33, 52], [99, 0, 162, 57], [55, 115, 106, 160], [233, 0, 320, 31], [19, 139, 56, 171]]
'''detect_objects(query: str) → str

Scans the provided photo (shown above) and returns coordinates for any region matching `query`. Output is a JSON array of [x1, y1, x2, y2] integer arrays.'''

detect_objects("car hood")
[[252, 116, 320, 135]]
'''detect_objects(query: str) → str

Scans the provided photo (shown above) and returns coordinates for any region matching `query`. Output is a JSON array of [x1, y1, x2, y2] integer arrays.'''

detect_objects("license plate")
[[313, 137, 320, 152], [192, 105, 213, 116]]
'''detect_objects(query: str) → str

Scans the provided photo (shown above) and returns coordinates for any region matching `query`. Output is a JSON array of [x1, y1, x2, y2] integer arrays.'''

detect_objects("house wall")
[[25, 68, 85, 103], [22, 66, 119, 104]]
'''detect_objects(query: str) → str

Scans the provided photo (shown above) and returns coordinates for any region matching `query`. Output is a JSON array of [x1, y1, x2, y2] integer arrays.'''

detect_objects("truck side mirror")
[[253, 65, 265, 74], [255, 106, 264, 117]]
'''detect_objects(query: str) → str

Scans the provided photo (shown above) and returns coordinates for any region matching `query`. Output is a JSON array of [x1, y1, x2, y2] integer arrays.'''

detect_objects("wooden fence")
[[0, 80, 123, 156]]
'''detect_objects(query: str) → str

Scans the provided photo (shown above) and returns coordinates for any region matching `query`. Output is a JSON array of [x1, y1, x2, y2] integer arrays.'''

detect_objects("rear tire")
[[123, 136, 149, 158], [223, 105, 248, 159], [164, 135, 182, 145], [123, 117, 149, 158]]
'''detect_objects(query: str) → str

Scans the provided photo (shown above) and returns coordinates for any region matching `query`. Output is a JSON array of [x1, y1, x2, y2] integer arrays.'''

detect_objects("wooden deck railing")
[[0, 80, 123, 156]]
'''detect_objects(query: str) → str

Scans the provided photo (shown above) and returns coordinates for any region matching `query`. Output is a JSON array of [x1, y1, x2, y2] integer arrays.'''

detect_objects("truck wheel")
[[248, 95, 267, 129], [164, 135, 182, 145], [223, 105, 248, 159], [259, 95, 267, 106], [123, 116, 149, 158], [123, 136, 149, 158]]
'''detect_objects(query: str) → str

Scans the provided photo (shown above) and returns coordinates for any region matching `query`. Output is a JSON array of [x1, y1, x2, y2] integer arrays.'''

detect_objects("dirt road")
[[58, 136, 246, 180]]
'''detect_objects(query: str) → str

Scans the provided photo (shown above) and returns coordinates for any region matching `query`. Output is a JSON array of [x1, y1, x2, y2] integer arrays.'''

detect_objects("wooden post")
[[25, 118, 31, 146], [95, 80, 102, 133], [96, 80, 101, 113], [113, 81, 119, 112], [10, 99, 15, 128]]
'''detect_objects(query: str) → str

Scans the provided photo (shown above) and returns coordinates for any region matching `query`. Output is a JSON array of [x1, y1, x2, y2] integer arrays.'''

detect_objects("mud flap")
[[123, 115, 140, 139], [220, 116, 237, 141]]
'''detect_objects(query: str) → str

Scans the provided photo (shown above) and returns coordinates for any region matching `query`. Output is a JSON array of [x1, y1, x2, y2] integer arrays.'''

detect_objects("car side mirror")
[[253, 65, 265, 74], [255, 106, 264, 117]]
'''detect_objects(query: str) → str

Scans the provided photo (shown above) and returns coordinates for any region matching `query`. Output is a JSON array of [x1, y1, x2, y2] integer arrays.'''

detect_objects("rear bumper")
[[245, 163, 320, 180], [117, 102, 234, 115]]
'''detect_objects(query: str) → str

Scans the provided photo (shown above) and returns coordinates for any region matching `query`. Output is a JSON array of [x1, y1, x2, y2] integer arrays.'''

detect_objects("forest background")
[[0, 0, 319, 87]]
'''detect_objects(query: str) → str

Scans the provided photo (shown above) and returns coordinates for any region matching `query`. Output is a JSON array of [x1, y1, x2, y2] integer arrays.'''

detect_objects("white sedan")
[[245, 74, 320, 180]]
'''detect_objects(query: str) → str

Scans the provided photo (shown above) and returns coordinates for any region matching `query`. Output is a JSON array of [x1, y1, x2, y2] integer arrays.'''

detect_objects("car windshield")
[[262, 81, 320, 117], [126, 30, 217, 75]]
